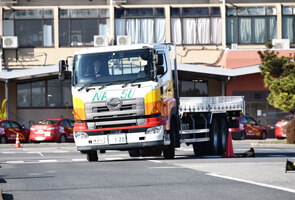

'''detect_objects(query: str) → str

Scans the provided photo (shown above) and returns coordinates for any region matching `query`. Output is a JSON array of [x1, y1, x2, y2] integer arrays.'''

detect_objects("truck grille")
[[85, 98, 145, 129]]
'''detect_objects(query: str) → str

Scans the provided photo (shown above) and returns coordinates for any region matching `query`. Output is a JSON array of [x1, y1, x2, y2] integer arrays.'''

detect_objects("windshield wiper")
[[122, 77, 148, 88], [78, 81, 107, 92], [99, 80, 127, 90]]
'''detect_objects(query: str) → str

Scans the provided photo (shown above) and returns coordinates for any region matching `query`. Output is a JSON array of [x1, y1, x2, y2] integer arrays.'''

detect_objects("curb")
[[251, 143, 295, 148]]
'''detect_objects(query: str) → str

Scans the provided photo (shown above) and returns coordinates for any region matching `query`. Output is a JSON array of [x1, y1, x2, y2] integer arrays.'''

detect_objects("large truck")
[[59, 43, 244, 161]]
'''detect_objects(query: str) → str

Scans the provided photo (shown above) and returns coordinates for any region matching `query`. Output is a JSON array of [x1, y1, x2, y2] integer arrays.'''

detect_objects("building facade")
[[1, 0, 295, 137]]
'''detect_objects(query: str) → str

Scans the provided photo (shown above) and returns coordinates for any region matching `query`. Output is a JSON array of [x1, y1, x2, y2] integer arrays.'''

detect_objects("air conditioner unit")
[[272, 39, 290, 49], [117, 35, 131, 45], [2, 36, 18, 49], [231, 43, 238, 50], [93, 35, 109, 47]]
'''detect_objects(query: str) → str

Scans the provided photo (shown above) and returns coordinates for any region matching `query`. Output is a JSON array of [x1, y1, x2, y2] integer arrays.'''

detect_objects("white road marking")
[[104, 157, 123, 160], [27, 152, 44, 156], [207, 173, 295, 194], [39, 160, 57, 163], [150, 167, 184, 169], [6, 161, 24, 164], [148, 160, 162, 163], [72, 158, 87, 162]]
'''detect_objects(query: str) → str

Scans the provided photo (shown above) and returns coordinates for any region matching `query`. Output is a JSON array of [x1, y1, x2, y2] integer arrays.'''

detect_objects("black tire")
[[261, 131, 267, 140], [151, 149, 162, 157], [218, 117, 228, 156], [87, 151, 98, 162], [139, 149, 152, 157], [129, 150, 140, 157], [193, 142, 208, 156], [163, 118, 177, 159], [208, 118, 219, 155], [0, 136, 7, 144], [240, 131, 245, 140], [59, 134, 67, 143]]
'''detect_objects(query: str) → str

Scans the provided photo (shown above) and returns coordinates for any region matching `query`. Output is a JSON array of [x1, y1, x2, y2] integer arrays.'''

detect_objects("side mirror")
[[59, 60, 66, 73], [59, 60, 66, 81]]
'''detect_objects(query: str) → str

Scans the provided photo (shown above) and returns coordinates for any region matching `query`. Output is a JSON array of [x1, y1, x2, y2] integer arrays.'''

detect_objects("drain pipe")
[[5, 79, 9, 119]]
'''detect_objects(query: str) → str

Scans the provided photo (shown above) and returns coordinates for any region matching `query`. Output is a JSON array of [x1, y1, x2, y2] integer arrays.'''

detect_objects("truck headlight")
[[75, 132, 89, 139], [146, 126, 163, 134]]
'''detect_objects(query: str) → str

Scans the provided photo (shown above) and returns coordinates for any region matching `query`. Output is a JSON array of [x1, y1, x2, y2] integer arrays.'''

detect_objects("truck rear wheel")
[[193, 118, 219, 156], [193, 142, 208, 156], [129, 150, 140, 157], [208, 118, 219, 155], [87, 151, 98, 162], [218, 117, 228, 156]]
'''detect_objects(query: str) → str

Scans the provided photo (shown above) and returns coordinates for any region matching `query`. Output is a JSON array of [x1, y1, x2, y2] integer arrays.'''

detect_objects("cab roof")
[[74, 43, 170, 56]]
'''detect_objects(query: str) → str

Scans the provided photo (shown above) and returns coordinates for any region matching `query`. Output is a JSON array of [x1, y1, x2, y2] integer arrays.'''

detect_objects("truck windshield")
[[73, 49, 153, 87]]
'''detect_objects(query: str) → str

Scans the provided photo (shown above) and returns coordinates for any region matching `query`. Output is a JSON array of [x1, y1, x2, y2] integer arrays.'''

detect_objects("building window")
[[17, 79, 72, 108], [226, 6, 277, 44], [180, 79, 208, 97], [171, 7, 221, 45], [115, 8, 166, 44], [3, 9, 54, 47], [59, 8, 110, 47], [282, 6, 295, 43]]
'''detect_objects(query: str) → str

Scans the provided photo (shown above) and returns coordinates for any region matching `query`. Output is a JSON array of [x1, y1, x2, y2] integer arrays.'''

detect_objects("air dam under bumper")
[[75, 125, 168, 151]]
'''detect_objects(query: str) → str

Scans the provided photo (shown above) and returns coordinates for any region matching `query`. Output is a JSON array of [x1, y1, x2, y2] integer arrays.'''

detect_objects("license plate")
[[36, 137, 44, 141], [44, 132, 51, 137], [92, 136, 106, 144], [108, 134, 126, 144]]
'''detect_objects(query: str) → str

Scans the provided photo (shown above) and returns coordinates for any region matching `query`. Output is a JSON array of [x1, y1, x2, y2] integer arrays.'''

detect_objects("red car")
[[230, 115, 267, 140], [29, 118, 74, 143], [275, 114, 294, 139], [0, 120, 30, 144]]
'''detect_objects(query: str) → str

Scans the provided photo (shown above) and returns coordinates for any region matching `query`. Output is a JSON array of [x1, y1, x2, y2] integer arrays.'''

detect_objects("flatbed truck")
[[59, 43, 244, 161]]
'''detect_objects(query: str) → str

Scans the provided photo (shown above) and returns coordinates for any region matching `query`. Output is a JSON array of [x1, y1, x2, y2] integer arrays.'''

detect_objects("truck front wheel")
[[163, 118, 177, 159], [87, 151, 98, 162]]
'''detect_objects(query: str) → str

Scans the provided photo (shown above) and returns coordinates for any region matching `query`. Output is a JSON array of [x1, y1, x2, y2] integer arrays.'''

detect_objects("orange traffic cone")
[[15, 134, 22, 148], [224, 131, 236, 158]]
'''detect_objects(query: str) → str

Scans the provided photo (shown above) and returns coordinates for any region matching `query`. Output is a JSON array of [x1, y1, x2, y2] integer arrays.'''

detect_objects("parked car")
[[29, 118, 74, 143], [230, 115, 267, 140], [275, 114, 294, 139], [0, 120, 30, 144]]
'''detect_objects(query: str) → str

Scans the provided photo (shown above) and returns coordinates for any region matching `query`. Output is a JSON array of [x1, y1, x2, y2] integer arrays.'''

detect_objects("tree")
[[258, 50, 295, 143]]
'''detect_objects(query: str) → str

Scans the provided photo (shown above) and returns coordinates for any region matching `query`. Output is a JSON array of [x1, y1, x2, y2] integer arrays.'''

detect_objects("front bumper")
[[74, 125, 168, 151], [77, 141, 165, 151]]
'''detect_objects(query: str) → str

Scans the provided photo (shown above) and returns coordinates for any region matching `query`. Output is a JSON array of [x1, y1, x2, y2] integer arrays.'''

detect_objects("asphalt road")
[[0, 139, 295, 200]]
